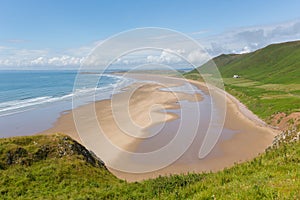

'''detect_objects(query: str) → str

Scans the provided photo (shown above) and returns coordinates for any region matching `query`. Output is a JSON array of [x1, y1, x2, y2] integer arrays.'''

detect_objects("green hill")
[[0, 133, 299, 199], [185, 40, 300, 121], [200, 40, 300, 84]]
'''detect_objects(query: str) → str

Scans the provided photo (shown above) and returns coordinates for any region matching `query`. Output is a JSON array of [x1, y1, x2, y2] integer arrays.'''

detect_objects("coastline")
[[38, 74, 278, 182], [40, 77, 202, 150]]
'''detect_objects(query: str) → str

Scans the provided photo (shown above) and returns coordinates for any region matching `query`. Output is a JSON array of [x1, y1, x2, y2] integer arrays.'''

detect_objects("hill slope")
[[200, 40, 300, 84], [185, 40, 300, 121], [0, 134, 299, 199]]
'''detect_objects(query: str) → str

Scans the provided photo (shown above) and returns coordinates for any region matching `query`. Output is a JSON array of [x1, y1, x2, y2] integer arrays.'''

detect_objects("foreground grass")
[[0, 134, 299, 199]]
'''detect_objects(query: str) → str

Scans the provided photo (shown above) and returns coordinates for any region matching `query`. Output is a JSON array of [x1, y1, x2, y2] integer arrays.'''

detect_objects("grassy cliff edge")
[[0, 133, 299, 199]]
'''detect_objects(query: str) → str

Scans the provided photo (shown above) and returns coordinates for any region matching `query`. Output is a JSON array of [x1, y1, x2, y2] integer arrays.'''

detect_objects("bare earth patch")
[[271, 112, 300, 130]]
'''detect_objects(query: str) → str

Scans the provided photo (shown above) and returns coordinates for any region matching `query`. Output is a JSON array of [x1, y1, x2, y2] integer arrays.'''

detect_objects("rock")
[[270, 126, 300, 149], [6, 147, 29, 166], [1, 134, 106, 169], [34, 145, 50, 160]]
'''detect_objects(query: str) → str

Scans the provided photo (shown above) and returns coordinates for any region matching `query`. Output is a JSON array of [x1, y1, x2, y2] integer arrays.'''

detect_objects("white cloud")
[[200, 19, 300, 56], [1, 19, 300, 69], [238, 46, 251, 54], [29, 55, 84, 66], [0, 46, 85, 68], [31, 57, 46, 65], [187, 49, 209, 63], [145, 49, 182, 64]]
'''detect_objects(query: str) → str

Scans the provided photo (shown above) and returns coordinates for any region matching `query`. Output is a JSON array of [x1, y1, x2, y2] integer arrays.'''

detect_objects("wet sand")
[[39, 74, 278, 182]]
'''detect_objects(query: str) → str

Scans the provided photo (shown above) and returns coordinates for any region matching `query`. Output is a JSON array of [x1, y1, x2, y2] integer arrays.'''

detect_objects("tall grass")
[[0, 134, 299, 199]]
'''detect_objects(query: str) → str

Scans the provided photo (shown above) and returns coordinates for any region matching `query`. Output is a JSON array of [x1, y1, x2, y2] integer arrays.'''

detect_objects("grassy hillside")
[[0, 133, 299, 199], [200, 40, 300, 84], [185, 40, 300, 121]]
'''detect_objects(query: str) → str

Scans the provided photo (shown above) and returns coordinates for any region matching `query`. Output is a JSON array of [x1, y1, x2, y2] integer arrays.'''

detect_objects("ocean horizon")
[[0, 70, 136, 137]]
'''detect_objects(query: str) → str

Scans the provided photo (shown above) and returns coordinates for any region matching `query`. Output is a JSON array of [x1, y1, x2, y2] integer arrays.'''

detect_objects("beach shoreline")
[[38, 74, 279, 182]]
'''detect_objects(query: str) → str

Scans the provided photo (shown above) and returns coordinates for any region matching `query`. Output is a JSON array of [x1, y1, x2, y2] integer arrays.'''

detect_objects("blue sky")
[[1, 0, 300, 68]]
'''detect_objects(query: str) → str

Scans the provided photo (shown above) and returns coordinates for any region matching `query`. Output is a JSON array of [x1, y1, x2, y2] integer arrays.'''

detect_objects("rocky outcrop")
[[268, 126, 300, 150], [58, 136, 105, 167], [0, 134, 106, 170], [6, 147, 29, 165]]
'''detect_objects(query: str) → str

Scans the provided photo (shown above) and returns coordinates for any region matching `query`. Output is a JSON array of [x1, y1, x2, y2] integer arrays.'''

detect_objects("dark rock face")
[[59, 136, 105, 168], [1, 134, 106, 169], [34, 145, 51, 161], [6, 147, 29, 166], [71, 141, 105, 167]]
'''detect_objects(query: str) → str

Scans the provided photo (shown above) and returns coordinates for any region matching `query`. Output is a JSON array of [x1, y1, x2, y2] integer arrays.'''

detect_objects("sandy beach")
[[39, 74, 278, 182]]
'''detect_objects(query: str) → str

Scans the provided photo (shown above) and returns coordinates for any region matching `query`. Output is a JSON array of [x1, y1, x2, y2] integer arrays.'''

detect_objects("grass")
[[184, 72, 300, 121], [210, 41, 300, 84], [224, 82, 300, 120], [184, 40, 300, 121], [0, 134, 299, 199]]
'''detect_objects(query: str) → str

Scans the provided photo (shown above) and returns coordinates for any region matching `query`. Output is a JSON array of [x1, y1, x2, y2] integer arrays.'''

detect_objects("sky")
[[1, 0, 300, 69]]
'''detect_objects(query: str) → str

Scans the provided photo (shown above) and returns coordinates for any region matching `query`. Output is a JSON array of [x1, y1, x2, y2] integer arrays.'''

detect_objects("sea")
[[0, 70, 136, 137]]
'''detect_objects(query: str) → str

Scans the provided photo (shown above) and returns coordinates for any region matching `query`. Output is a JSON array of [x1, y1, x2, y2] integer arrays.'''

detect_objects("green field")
[[0, 134, 299, 199], [185, 40, 300, 121]]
